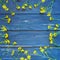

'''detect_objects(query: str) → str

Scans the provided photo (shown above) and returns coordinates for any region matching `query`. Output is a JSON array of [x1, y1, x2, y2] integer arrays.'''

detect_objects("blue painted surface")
[[0, 0, 60, 60], [0, 47, 60, 60], [0, 15, 60, 30], [0, 31, 50, 46]]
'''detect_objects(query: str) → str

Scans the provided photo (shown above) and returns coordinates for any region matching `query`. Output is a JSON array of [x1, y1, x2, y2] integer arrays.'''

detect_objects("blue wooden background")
[[0, 0, 60, 60]]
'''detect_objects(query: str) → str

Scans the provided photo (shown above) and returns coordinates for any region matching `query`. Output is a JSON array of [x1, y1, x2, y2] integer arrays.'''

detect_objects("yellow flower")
[[48, 25, 51, 29], [29, 5, 32, 9], [20, 57, 25, 60], [1, 25, 7, 32], [33, 50, 37, 54], [47, 12, 51, 16], [24, 3, 28, 7], [54, 27, 58, 31], [49, 33, 53, 37], [34, 4, 38, 8], [13, 41, 17, 45], [49, 16, 54, 21], [2, 4, 7, 9], [5, 15, 9, 19], [39, 47, 45, 53], [27, 55, 31, 60], [11, 12, 15, 16], [18, 47, 22, 51], [40, 7, 46, 13], [11, 50, 15, 56], [16, 5, 21, 10], [44, 46, 48, 49], [21, 49, 24, 53], [22, 5, 26, 10], [49, 36, 53, 41], [24, 50, 28, 55], [7, 18, 11, 23], [4, 39, 10, 44], [41, 0, 46, 3], [24, 58, 27, 60], [50, 40, 53, 44], [4, 33, 9, 38], [2, 4, 9, 11], [55, 24, 59, 28], [53, 32, 57, 37], [5, 8, 9, 11]]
